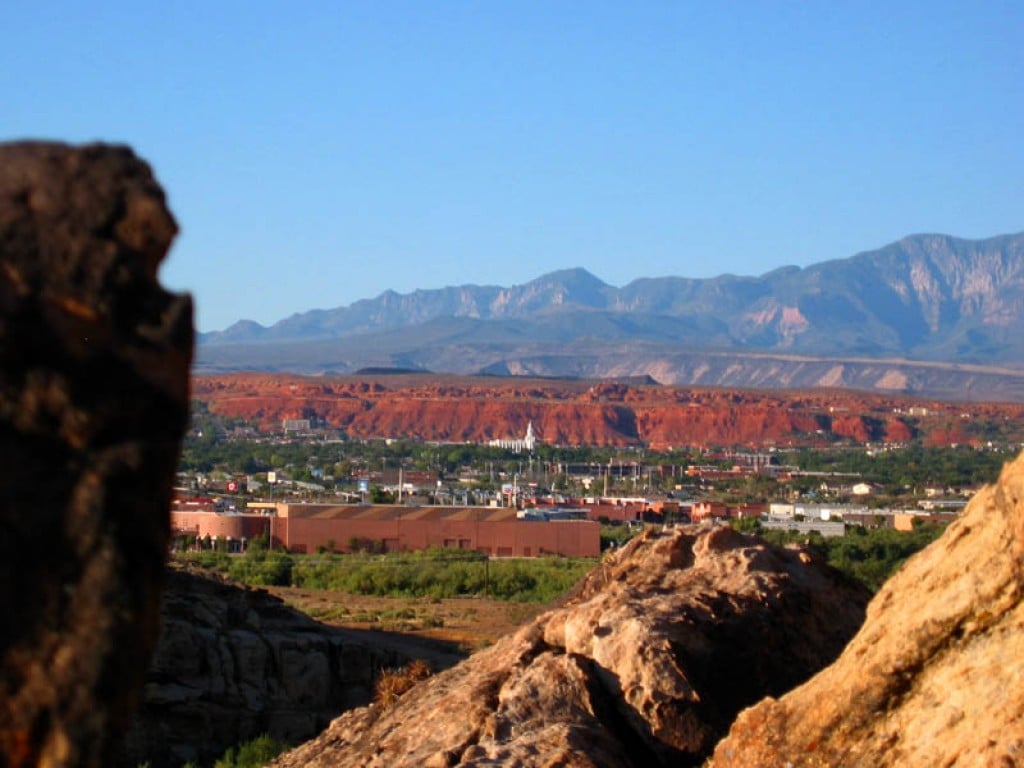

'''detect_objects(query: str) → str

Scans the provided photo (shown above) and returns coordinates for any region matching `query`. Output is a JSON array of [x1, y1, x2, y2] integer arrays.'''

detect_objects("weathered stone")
[[0, 142, 192, 768], [119, 568, 448, 768], [271, 525, 869, 768], [708, 451, 1024, 768]]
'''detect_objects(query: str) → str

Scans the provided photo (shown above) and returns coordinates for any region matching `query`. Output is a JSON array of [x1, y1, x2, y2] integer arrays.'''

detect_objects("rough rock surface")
[[120, 569, 445, 768], [270, 526, 870, 768], [0, 142, 192, 767], [709, 452, 1024, 767]]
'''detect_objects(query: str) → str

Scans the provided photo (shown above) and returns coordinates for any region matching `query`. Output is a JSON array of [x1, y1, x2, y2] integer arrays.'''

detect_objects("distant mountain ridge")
[[197, 232, 1024, 399]]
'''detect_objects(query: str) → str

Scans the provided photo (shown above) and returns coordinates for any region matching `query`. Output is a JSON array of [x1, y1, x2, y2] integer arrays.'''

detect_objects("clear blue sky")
[[4, 2, 1021, 332]]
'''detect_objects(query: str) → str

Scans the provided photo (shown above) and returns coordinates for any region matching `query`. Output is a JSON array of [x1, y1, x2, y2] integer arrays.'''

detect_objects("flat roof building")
[[171, 501, 599, 558]]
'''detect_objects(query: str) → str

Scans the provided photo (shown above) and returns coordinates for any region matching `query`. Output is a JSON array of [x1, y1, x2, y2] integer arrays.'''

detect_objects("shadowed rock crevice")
[[574, 654, 667, 768]]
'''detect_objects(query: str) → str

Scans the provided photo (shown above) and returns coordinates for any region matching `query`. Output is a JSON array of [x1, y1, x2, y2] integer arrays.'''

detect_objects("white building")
[[489, 421, 538, 453]]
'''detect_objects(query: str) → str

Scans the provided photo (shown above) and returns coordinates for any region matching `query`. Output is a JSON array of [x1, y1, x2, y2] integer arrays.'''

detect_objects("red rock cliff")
[[192, 372, 1024, 447]]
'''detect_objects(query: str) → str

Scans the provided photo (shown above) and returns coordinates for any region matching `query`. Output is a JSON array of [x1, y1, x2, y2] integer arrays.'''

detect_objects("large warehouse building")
[[171, 501, 600, 558]]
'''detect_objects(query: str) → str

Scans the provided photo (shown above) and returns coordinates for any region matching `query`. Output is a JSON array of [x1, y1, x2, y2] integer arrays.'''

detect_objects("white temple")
[[488, 421, 537, 453]]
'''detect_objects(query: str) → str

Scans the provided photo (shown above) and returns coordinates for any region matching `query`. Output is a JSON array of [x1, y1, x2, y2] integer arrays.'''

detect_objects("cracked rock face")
[[270, 526, 869, 768], [120, 569, 431, 768], [708, 451, 1024, 768], [0, 142, 192, 767]]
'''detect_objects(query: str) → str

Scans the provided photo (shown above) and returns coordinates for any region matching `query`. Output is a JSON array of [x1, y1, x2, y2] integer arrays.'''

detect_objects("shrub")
[[373, 659, 433, 709], [209, 733, 289, 768], [227, 551, 293, 586], [172, 550, 596, 603]]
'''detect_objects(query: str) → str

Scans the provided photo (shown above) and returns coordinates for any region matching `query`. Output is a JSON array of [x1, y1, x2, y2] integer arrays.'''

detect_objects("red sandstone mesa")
[[192, 371, 1024, 448]]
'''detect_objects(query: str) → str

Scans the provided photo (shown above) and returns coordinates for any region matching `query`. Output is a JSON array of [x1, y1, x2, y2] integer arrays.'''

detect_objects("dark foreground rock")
[[271, 525, 870, 768], [708, 452, 1024, 767], [0, 142, 192, 767], [120, 568, 454, 768]]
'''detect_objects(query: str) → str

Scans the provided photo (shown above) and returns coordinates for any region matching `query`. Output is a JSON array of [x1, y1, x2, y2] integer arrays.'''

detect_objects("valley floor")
[[265, 586, 548, 660]]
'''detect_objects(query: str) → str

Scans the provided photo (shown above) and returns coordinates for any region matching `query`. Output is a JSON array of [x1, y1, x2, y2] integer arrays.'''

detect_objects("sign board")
[[358, 478, 368, 493], [267, 471, 277, 485]]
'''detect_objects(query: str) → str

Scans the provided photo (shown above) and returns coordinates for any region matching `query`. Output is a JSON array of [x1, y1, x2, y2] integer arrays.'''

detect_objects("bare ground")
[[265, 586, 548, 662]]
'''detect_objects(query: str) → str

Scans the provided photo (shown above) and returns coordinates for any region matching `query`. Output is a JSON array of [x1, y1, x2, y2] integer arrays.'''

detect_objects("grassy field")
[[176, 548, 598, 603]]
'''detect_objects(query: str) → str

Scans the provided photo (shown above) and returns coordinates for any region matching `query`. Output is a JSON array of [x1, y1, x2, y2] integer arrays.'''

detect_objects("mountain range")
[[197, 232, 1024, 400]]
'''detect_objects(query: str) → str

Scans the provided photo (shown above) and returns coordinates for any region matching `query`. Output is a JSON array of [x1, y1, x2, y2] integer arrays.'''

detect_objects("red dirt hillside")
[[191, 373, 1024, 448]]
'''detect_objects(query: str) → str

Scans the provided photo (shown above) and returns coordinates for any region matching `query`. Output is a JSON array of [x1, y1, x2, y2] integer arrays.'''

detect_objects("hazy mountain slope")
[[197, 233, 1024, 397], [207, 267, 618, 344]]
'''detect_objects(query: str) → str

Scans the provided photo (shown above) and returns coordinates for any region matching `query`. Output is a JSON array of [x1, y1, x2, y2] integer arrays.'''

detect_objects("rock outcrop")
[[270, 526, 870, 768], [708, 452, 1024, 767], [0, 143, 192, 766], [120, 569, 447, 768]]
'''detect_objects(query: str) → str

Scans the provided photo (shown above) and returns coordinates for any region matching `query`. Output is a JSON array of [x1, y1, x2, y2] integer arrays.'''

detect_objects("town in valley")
[[174, 373, 1019, 590]]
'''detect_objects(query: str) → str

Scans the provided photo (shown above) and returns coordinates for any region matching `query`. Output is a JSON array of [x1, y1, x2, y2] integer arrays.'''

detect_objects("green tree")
[[212, 733, 288, 768]]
